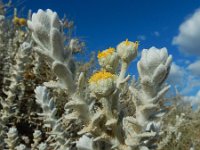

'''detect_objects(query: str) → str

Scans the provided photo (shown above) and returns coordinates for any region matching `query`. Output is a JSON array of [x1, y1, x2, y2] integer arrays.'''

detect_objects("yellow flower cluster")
[[89, 70, 114, 83], [124, 39, 139, 48], [13, 17, 27, 26], [124, 39, 139, 47], [97, 47, 115, 59], [124, 39, 130, 46]]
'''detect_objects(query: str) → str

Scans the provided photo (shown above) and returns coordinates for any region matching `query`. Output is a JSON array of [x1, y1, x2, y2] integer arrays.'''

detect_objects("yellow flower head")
[[123, 39, 139, 47], [117, 39, 138, 62], [13, 17, 27, 26], [89, 70, 115, 83], [97, 47, 115, 59], [19, 18, 27, 26], [13, 17, 20, 25], [124, 39, 130, 46]]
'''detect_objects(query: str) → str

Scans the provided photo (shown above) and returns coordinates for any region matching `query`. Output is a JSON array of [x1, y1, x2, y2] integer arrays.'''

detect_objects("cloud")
[[181, 75, 200, 95], [187, 60, 200, 76], [153, 31, 160, 37], [167, 62, 200, 95], [172, 9, 200, 56], [177, 59, 190, 65], [137, 35, 146, 41], [167, 62, 185, 86], [183, 90, 200, 106]]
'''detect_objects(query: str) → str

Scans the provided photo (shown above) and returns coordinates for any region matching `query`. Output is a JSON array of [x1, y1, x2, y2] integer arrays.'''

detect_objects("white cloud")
[[167, 62, 185, 86], [181, 75, 200, 95], [177, 59, 191, 65], [172, 9, 200, 56], [187, 60, 200, 76], [183, 90, 200, 106], [137, 35, 146, 41], [167, 62, 200, 95], [154, 31, 160, 37]]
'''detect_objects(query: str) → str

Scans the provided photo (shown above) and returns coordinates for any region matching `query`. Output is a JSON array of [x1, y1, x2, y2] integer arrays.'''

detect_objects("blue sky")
[[8, 0, 200, 100]]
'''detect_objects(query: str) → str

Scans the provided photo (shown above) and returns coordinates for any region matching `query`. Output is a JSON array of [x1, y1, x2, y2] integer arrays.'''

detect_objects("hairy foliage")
[[0, 1, 199, 150]]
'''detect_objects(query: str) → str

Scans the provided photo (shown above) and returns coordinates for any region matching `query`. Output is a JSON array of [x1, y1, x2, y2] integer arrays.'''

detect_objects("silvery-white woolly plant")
[[1, 2, 197, 149], [25, 8, 186, 150]]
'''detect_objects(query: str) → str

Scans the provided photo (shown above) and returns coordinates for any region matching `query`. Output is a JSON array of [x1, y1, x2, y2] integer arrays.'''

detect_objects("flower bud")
[[89, 70, 115, 97], [19, 18, 27, 26], [117, 39, 138, 63], [138, 47, 172, 78], [97, 47, 119, 72], [13, 17, 20, 25]]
